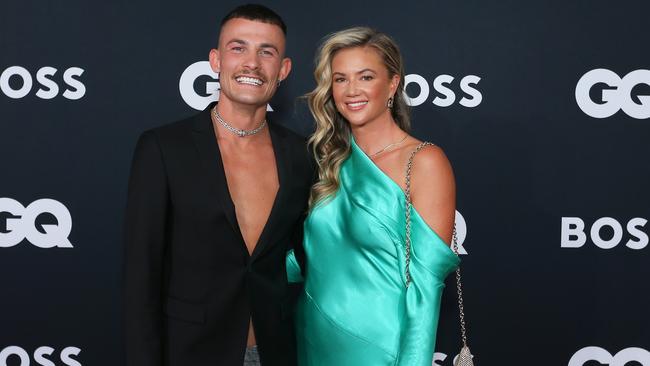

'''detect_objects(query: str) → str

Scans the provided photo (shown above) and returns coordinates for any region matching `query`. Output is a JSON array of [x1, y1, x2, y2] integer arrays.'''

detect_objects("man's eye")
[[260, 50, 274, 56], [232, 46, 244, 52]]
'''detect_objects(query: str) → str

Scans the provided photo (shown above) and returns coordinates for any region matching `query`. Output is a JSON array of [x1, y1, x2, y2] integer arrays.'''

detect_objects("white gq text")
[[454, 210, 469, 255], [0, 198, 73, 249], [576, 69, 650, 119], [568, 346, 650, 366]]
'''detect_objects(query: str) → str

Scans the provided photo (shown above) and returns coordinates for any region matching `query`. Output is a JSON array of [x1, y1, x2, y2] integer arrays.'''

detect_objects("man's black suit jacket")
[[123, 103, 312, 366]]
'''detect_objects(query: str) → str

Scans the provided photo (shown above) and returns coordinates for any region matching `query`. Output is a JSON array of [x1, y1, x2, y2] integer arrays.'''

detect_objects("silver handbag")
[[404, 142, 475, 366]]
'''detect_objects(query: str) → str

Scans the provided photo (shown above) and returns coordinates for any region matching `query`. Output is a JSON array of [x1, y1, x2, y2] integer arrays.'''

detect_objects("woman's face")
[[330, 46, 399, 128]]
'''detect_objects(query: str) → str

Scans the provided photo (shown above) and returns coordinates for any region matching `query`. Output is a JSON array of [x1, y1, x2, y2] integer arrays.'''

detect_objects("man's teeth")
[[348, 101, 368, 107], [236, 76, 263, 86]]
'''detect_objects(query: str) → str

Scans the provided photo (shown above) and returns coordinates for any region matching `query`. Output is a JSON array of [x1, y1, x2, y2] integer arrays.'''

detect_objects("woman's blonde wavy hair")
[[306, 27, 411, 207]]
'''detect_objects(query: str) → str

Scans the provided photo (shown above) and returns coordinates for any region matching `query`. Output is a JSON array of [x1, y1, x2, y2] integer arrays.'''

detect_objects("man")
[[123, 5, 311, 366]]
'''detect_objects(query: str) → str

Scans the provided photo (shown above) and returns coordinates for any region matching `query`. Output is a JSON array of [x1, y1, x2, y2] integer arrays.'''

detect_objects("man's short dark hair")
[[220, 4, 287, 35]]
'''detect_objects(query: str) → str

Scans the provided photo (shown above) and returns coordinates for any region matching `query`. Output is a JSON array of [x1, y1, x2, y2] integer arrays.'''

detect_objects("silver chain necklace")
[[369, 134, 408, 157], [212, 107, 267, 137]]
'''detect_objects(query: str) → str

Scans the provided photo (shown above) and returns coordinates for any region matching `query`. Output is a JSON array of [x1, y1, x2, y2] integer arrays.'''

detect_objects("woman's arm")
[[409, 145, 456, 245], [396, 144, 457, 365]]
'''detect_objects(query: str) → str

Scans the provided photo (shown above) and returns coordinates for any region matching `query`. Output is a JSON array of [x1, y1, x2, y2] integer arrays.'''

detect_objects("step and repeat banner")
[[1, 0, 648, 365]]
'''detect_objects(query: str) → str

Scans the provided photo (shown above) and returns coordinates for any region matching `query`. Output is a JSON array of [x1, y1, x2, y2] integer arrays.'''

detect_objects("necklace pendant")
[[212, 107, 267, 138]]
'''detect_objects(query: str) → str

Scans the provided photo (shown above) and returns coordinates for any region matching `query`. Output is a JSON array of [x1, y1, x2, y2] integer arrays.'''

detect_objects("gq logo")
[[561, 217, 648, 250], [568, 346, 650, 366], [0, 198, 73, 248], [179, 61, 273, 111], [575, 69, 650, 119], [403, 74, 482, 108], [0, 346, 81, 366], [1, 66, 86, 100], [454, 210, 469, 255]]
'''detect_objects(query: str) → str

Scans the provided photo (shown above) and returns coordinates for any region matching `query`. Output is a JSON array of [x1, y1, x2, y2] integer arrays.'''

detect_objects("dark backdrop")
[[1, 1, 649, 365]]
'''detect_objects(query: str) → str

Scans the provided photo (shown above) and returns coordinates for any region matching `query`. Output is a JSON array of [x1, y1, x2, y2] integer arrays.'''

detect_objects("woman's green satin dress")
[[287, 137, 459, 366]]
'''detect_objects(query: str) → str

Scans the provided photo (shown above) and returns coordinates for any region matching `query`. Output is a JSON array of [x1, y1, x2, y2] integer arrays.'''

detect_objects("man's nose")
[[242, 51, 261, 70]]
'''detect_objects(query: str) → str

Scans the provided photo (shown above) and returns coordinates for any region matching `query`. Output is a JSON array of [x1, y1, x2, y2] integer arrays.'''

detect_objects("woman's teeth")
[[348, 101, 368, 107]]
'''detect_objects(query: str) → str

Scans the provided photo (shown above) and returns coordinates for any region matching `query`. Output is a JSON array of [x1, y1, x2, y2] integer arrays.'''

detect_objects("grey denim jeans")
[[243, 345, 260, 366]]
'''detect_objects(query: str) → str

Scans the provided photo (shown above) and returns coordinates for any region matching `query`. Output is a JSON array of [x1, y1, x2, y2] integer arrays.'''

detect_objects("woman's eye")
[[361, 75, 374, 81], [334, 77, 346, 83]]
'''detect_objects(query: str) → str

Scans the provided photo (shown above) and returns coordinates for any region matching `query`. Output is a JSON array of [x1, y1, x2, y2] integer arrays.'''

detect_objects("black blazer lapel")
[[191, 103, 247, 255], [250, 121, 291, 260]]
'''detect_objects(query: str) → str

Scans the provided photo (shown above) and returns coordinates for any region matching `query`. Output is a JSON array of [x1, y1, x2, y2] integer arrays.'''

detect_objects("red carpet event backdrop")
[[1, 0, 649, 365]]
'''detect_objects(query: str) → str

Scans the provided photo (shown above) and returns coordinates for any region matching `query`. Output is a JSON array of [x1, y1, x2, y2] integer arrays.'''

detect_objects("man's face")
[[210, 18, 291, 109]]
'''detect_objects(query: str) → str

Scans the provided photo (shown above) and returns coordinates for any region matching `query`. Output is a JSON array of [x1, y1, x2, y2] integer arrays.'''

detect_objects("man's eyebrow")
[[226, 38, 247, 46]]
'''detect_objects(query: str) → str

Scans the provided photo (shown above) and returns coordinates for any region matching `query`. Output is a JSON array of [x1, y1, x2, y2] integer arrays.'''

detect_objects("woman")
[[287, 27, 459, 366]]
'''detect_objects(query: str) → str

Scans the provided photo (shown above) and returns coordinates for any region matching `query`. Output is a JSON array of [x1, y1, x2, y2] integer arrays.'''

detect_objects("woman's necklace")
[[368, 134, 408, 158]]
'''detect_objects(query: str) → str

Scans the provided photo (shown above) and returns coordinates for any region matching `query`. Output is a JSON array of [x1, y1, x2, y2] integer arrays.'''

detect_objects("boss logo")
[[575, 69, 650, 119], [561, 217, 647, 250], [179, 61, 273, 111], [0, 346, 81, 366], [568, 346, 650, 366], [454, 210, 469, 255], [0, 198, 73, 249], [0, 66, 85, 100], [403, 74, 482, 108]]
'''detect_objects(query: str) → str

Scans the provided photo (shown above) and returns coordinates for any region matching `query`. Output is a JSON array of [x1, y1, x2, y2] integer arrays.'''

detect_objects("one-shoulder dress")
[[287, 137, 459, 366]]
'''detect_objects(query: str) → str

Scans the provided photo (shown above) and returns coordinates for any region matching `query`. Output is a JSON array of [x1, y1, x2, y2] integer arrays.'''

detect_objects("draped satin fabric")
[[287, 137, 459, 366]]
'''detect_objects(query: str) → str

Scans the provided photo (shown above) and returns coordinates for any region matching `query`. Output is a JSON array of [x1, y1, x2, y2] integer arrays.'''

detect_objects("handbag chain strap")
[[404, 142, 435, 288], [452, 225, 468, 347], [404, 141, 469, 348]]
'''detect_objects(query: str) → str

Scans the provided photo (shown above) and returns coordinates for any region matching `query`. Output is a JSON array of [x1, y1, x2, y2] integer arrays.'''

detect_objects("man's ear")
[[278, 57, 292, 82], [209, 49, 220, 73]]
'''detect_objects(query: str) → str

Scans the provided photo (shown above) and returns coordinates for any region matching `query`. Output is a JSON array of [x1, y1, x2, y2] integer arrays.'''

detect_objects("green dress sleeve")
[[286, 249, 304, 283], [395, 256, 446, 365], [396, 211, 459, 366]]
